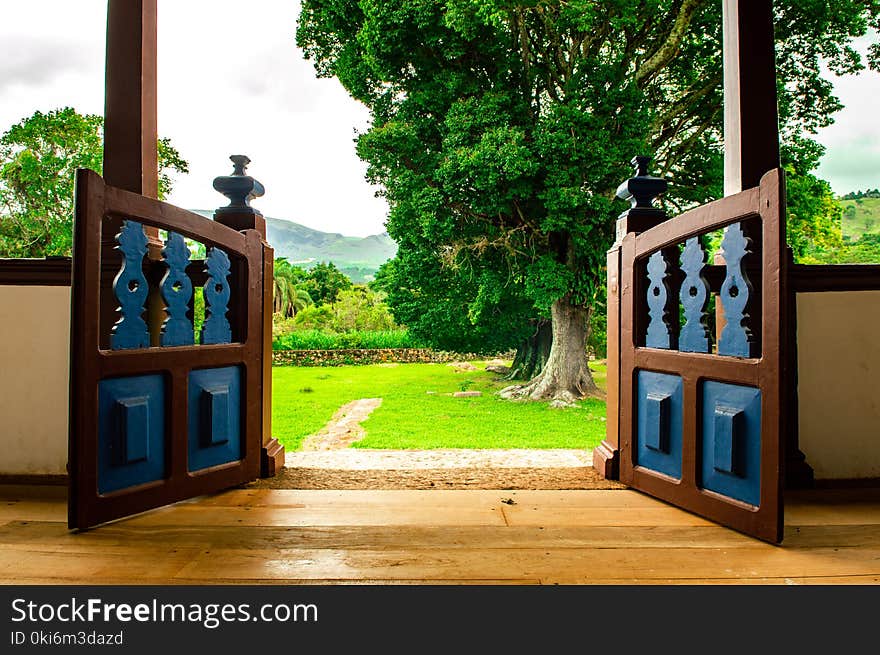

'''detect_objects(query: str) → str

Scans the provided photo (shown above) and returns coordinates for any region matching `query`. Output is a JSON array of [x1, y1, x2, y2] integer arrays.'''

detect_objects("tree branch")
[[636, 0, 708, 86]]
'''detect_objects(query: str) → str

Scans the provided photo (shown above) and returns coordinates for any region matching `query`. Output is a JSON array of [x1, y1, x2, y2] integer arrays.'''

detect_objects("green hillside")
[[192, 210, 396, 283], [840, 197, 880, 241]]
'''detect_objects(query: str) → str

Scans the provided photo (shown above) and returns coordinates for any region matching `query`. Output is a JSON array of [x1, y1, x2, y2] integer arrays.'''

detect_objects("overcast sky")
[[0, 2, 877, 238]]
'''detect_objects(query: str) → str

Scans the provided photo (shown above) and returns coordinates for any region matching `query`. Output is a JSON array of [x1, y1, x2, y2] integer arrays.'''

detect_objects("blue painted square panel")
[[635, 371, 683, 480], [188, 366, 243, 472], [98, 374, 166, 494], [700, 381, 762, 506]]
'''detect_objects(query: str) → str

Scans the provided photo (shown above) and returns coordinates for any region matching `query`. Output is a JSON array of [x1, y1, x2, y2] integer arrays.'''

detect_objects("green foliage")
[[371, 255, 536, 354], [272, 329, 421, 350], [802, 233, 880, 264], [273, 263, 410, 346], [839, 196, 880, 242], [780, 186, 880, 263], [301, 261, 352, 305], [273, 257, 313, 317], [156, 137, 189, 200], [290, 304, 335, 331], [0, 107, 188, 258], [331, 286, 397, 331], [588, 295, 608, 359], [784, 167, 845, 262], [193, 286, 205, 339], [272, 361, 607, 451], [841, 189, 880, 200], [298, 0, 878, 363]]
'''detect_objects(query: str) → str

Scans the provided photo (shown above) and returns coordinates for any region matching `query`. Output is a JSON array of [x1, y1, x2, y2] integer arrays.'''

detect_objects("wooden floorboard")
[[1, 487, 878, 584]]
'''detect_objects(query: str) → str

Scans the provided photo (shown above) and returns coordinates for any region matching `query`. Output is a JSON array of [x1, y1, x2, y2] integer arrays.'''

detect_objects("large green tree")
[[0, 107, 188, 258], [371, 249, 541, 358], [298, 0, 879, 401]]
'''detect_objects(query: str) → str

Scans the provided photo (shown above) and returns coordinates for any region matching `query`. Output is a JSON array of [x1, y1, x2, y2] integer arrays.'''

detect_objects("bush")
[[272, 329, 422, 350], [291, 304, 334, 330], [331, 287, 397, 332]]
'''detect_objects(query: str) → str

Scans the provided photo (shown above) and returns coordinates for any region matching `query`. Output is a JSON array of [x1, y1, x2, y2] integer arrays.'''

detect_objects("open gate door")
[[620, 169, 787, 543], [68, 170, 265, 530]]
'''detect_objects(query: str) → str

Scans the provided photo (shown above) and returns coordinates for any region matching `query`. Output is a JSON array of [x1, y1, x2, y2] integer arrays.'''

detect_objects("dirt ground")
[[249, 464, 623, 490], [250, 449, 622, 490]]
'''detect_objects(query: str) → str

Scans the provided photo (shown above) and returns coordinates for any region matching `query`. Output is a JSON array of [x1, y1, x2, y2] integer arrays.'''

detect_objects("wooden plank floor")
[[1, 486, 879, 584]]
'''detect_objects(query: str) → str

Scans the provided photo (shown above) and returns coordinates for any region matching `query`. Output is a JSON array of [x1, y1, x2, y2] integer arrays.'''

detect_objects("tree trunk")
[[500, 295, 602, 403], [507, 319, 552, 380]]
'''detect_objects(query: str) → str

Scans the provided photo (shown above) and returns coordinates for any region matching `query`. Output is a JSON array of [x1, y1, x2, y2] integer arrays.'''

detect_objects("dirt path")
[[300, 398, 383, 451], [263, 396, 623, 491]]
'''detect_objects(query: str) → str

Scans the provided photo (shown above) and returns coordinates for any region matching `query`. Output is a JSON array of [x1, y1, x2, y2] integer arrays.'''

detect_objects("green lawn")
[[272, 361, 607, 451]]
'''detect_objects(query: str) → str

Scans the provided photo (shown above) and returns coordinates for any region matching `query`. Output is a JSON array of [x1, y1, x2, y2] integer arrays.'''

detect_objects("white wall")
[[1, 286, 877, 481], [797, 291, 880, 480], [0, 285, 70, 475]]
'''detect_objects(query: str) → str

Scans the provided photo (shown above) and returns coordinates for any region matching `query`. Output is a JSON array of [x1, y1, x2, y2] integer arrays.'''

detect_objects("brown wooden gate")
[[68, 169, 267, 530], [619, 169, 787, 543]]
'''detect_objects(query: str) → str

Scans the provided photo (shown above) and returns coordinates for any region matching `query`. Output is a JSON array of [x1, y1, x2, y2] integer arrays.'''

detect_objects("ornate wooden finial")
[[213, 155, 265, 216], [612, 155, 670, 241], [617, 155, 668, 210]]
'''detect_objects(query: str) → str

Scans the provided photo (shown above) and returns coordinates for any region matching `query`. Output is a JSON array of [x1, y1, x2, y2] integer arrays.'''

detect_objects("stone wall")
[[272, 348, 500, 367]]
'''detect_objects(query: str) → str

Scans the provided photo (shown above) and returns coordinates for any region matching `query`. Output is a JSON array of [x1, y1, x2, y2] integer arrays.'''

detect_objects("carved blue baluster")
[[160, 232, 194, 346], [718, 223, 755, 358], [201, 247, 232, 344], [111, 220, 150, 350], [678, 238, 710, 353], [645, 250, 675, 349]]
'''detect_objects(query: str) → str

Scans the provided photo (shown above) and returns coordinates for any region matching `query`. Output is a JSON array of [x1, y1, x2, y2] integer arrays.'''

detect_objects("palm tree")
[[273, 258, 313, 318]]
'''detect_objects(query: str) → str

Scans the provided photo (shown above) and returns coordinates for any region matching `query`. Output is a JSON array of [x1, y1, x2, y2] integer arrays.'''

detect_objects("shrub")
[[272, 329, 422, 350], [331, 287, 397, 332], [292, 304, 335, 331]]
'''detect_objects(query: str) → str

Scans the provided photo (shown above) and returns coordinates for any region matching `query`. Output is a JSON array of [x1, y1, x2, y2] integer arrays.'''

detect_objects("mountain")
[[192, 211, 397, 283]]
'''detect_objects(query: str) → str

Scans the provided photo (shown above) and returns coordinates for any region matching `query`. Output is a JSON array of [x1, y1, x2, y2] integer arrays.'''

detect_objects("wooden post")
[[593, 244, 622, 479], [101, 0, 163, 345], [103, 0, 158, 199], [213, 156, 284, 478], [593, 157, 669, 480], [723, 1, 813, 487], [722, 0, 780, 196]]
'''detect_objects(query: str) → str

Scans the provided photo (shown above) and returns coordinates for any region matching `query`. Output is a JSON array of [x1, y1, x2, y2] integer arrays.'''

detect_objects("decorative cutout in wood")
[[718, 223, 755, 358], [645, 250, 676, 349], [160, 232, 194, 346], [111, 220, 150, 350], [678, 237, 710, 353], [201, 246, 232, 345]]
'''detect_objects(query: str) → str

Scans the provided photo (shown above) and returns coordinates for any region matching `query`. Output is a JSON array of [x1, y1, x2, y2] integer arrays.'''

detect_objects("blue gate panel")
[[188, 366, 242, 472], [700, 381, 762, 506], [636, 371, 683, 479], [98, 374, 166, 494]]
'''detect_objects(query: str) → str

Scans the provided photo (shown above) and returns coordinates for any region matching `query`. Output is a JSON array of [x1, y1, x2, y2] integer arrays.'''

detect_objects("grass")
[[273, 329, 421, 351], [272, 361, 607, 451], [840, 197, 880, 241]]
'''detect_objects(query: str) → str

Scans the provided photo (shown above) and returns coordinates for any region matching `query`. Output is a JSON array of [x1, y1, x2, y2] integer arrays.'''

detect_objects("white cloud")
[[815, 33, 880, 195], [0, 0, 389, 237], [156, 0, 388, 236]]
